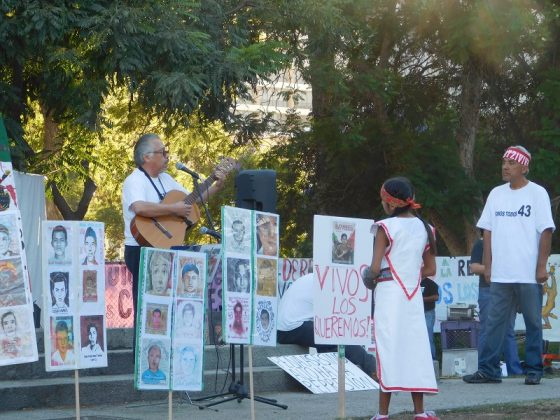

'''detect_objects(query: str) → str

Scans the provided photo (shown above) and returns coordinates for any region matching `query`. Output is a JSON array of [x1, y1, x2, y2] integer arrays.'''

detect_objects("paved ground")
[[1, 376, 559, 419]]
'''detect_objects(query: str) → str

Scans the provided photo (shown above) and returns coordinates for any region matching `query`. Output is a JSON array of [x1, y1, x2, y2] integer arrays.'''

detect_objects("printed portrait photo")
[[50, 316, 75, 367], [48, 224, 72, 265], [139, 338, 170, 388], [144, 249, 174, 297], [331, 221, 355, 265], [144, 303, 169, 336], [226, 256, 251, 294], [49, 271, 70, 315], [223, 207, 251, 254], [226, 296, 250, 341], [0, 259, 26, 307], [82, 270, 98, 303], [255, 213, 278, 257], [0, 307, 34, 360], [0, 213, 20, 259], [174, 299, 203, 340], [256, 257, 277, 297], [80, 225, 101, 266], [254, 299, 275, 345], [172, 342, 203, 391], [176, 256, 205, 299], [80, 315, 105, 362]]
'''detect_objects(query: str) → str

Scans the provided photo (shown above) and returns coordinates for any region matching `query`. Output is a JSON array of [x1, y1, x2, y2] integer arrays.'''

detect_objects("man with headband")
[[464, 145, 555, 386]]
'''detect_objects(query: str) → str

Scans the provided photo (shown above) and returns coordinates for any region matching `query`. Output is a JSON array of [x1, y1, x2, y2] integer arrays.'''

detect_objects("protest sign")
[[42, 221, 107, 371], [312, 215, 374, 346]]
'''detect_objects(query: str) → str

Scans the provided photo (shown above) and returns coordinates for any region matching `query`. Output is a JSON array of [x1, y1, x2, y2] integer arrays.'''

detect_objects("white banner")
[[312, 215, 374, 346], [269, 353, 378, 394]]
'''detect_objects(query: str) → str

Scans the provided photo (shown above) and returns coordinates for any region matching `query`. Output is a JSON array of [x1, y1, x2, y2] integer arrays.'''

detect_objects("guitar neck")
[[184, 174, 216, 205]]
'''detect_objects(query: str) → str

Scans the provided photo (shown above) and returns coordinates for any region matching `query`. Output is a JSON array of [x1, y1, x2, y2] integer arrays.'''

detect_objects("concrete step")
[[0, 367, 305, 411]]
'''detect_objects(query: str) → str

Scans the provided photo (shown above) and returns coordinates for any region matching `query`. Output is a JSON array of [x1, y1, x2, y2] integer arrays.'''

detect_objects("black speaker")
[[235, 170, 277, 212]]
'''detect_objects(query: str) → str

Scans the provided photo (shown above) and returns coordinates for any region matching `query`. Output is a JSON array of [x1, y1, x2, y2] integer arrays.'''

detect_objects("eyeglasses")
[[152, 147, 169, 157]]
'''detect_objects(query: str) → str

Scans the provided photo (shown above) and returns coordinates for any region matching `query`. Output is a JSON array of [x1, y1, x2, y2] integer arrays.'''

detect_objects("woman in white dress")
[[366, 177, 439, 420]]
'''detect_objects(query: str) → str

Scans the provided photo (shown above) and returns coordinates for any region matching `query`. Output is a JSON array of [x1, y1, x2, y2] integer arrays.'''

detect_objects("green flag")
[[0, 116, 12, 162]]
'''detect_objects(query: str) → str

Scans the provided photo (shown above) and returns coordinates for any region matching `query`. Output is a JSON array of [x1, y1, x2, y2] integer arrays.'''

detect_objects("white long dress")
[[374, 217, 438, 393]]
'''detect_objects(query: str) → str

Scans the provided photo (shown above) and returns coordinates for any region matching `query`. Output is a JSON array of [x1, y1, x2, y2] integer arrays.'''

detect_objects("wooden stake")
[[337, 345, 345, 419], [74, 369, 80, 420], [168, 390, 172, 420], [248, 345, 256, 420]]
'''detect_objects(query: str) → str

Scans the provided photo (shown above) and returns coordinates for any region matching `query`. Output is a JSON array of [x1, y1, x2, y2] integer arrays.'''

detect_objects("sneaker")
[[414, 411, 439, 420], [524, 372, 541, 385], [462, 370, 502, 383], [370, 415, 389, 420]]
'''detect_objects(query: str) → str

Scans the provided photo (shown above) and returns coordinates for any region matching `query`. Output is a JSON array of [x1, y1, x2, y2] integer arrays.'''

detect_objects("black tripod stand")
[[192, 343, 288, 409]]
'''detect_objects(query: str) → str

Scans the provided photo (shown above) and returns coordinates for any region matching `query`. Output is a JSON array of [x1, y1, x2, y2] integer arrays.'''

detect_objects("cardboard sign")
[[269, 353, 378, 394]]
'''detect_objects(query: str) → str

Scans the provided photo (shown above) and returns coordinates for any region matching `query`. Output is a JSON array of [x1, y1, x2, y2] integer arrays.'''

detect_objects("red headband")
[[380, 185, 421, 209], [503, 146, 530, 166]]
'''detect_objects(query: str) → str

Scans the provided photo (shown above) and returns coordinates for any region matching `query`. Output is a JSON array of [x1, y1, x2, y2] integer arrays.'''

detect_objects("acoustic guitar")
[[130, 157, 238, 248]]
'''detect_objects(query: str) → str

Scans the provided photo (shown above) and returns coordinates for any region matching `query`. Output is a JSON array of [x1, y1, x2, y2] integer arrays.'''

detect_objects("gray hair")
[[133, 133, 160, 167]]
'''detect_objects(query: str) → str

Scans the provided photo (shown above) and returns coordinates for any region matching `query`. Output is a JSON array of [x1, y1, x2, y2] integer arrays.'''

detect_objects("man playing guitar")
[[122, 133, 226, 348]]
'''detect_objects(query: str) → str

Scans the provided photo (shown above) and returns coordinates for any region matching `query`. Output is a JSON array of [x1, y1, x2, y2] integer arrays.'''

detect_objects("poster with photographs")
[[0, 122, 38, 366], [135, 248, 207, 391], [331, 220, 355, 265], [220, 207, 280, 346], [42, 221, 106, 371], [313, 215, 374, 346], [252, 211, 279, 346]]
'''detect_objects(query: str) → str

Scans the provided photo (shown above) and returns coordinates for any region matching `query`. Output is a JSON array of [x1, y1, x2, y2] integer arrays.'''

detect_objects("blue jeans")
[[478, 283, 543, 379], [478, 287, 523, 375], [424, 309, 436, 360]]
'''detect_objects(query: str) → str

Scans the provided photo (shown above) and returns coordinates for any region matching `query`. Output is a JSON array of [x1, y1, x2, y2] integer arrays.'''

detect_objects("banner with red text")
[[312, 215, 374, 346]]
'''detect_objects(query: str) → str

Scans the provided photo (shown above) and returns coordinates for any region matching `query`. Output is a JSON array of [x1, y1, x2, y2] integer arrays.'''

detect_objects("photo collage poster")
[[134, 248, 207, 391], [0, 159, 38, 366], [221, 206, 280, 346], [222, 206, 253, 344], [252, 211, 279, 346], [42, 221, 107, 371]]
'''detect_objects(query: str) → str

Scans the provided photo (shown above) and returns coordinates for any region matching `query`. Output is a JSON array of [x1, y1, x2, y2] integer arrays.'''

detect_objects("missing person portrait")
[[259, 309, 271, 331], [227, 258, 251, 294], [257, 258, 277, 297], [1, 310, 21, 357], [145, 306, 167, 335], [49, 225, 70, 265], [231, 219, 246, 250], [176, 301, 202, 338], [81, 322, 104, 357], [231, 301, 246, 337], [256, 214, 278, 256], [0, 224, 16, 258], [51, 319, 75, 366], [146, 251, 172, 296], [178, 262, 203, 298], [173, 345, 200, 388], [141, 344, 166, 385], [82, 227, 98, 265], [82, 270, 97, 302], [50, 272, 70, 314]]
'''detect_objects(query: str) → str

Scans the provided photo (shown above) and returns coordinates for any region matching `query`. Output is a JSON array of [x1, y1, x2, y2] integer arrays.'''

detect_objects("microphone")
[[175, 162, 200, 179], [200, 226, 221, 240]]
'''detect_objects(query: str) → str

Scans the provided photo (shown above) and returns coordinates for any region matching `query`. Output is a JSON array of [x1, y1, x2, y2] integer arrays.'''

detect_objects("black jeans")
[[124, 245, 141, 354], [277, 321, 376, 376]]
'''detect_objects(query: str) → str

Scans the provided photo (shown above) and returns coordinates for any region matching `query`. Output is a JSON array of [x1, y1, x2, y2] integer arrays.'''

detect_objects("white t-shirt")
[[122, 168, 188, 246], [477, 181, 555, 284], [277, 273, 314, 332]]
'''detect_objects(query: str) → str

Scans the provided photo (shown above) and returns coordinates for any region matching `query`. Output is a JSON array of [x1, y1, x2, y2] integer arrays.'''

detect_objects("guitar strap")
[[138, 167, 166, 201]]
